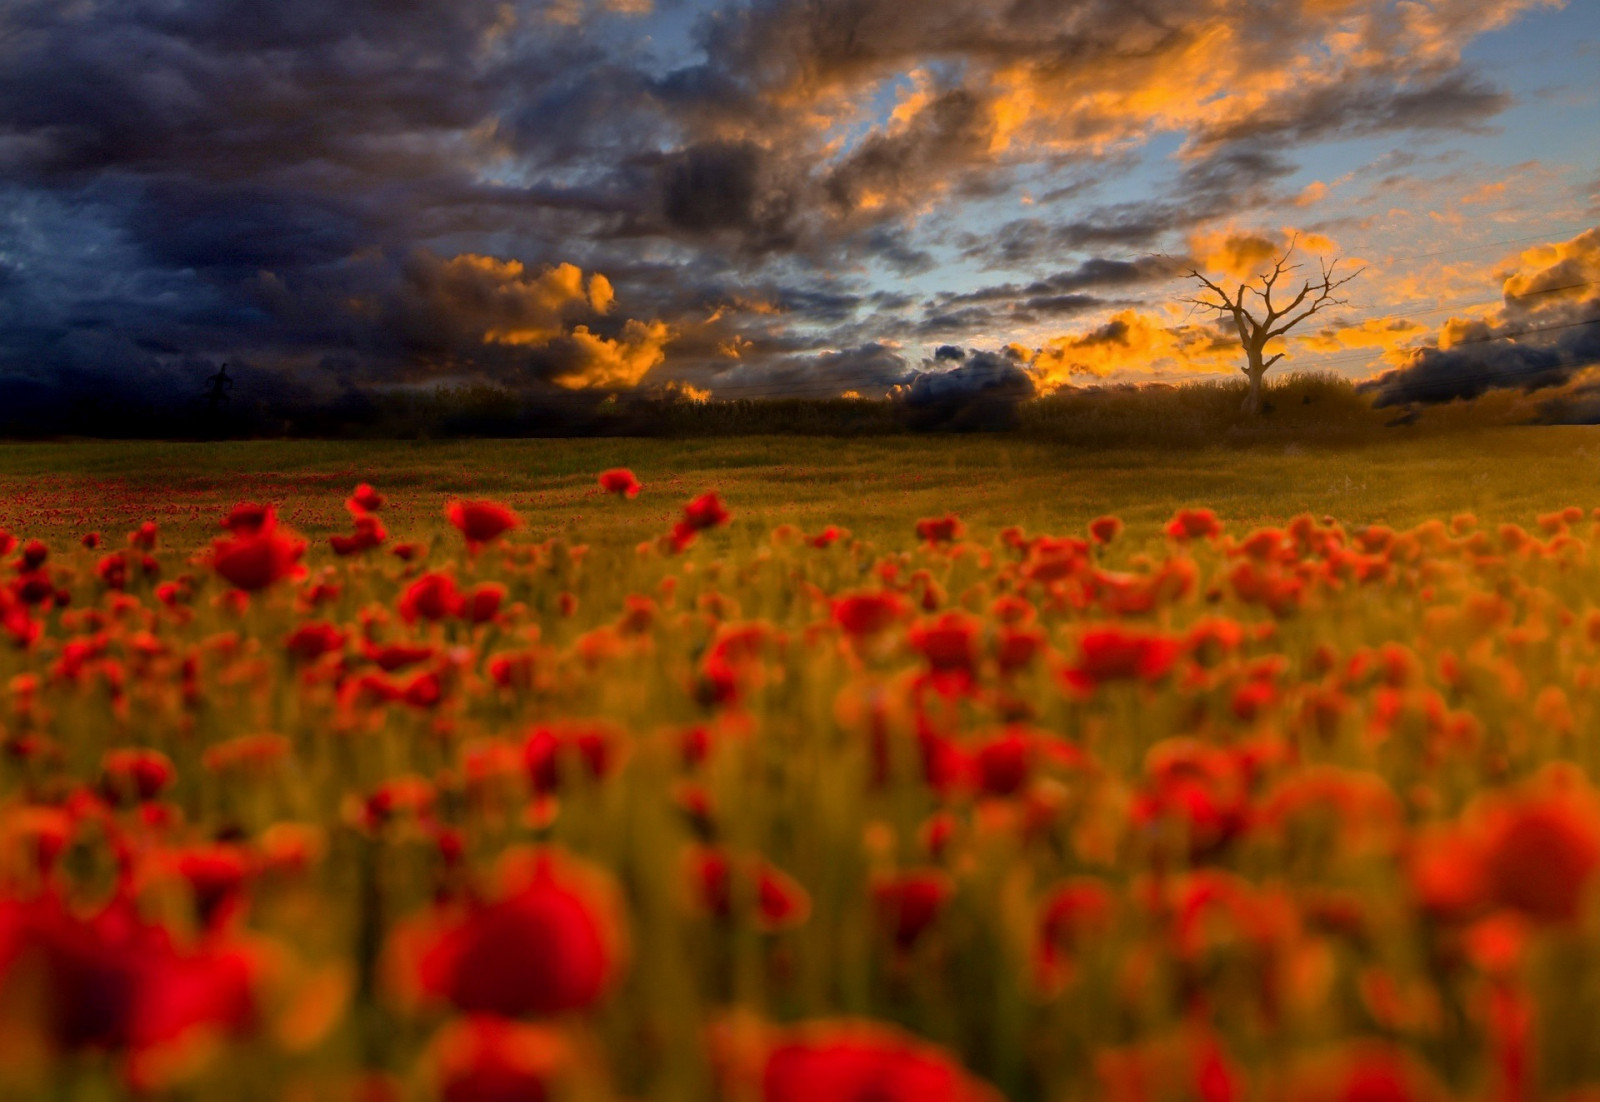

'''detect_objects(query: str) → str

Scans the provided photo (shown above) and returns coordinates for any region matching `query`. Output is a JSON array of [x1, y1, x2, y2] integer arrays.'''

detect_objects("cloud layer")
[[0, 0, 1584, 407]]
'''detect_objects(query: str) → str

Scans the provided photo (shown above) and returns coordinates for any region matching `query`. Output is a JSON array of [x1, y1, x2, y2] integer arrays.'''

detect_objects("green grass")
[[1, 428, 1595, 552]]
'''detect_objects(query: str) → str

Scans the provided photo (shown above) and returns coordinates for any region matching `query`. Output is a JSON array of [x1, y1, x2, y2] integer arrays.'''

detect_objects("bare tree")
[[1185, 239, 1362, 415]]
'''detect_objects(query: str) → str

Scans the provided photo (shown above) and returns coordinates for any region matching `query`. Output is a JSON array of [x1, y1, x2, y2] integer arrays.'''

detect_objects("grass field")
[[2, 428, 1596, 551], [2, 427, 1600, 1102]]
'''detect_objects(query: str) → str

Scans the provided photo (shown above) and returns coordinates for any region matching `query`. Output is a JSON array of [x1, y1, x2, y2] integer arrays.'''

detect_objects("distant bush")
[[1016, 371, 1392, 448]]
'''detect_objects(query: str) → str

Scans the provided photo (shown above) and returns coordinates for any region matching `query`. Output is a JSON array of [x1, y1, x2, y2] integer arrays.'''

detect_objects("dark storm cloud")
[[1359, 320, 1600, 407], [0, 0, 1546, 410], [1192, 71, 1510, 151], [1360, 229, 1600, 407]]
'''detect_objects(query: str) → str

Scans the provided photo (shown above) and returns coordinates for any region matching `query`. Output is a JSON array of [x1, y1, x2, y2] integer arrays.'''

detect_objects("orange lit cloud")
[[1302, 317, 1428, 355], [1028, 310, 1236, 387], [396, 252, 672, 389], [546, 319, 673, 389], [1186, 227, 1342, 282]]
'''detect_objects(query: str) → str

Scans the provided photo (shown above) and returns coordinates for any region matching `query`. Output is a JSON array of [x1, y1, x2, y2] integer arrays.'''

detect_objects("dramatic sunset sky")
[[0, 0, 1596, 412]]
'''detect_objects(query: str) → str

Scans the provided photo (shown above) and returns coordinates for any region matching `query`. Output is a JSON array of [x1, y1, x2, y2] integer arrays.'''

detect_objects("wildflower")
[[347, 483, 385, 513], [1089, 515, 1124, 544], [683, 492, 731, 531], [915, 515, 964, 544], [399, 572, 464, 624], [598, 468, 642, 497], [758, 1021, 1000, 1102], [448, 500, 519, 549], [428, 1016, 568, 1102], [211, 518, 307, 592], [687, 846, 811, 931], [391, 848, 626, 1017], [1060, 626, 1182, 691], [832, 591, 909, 637], [331, 513, 387, 556], [872, 870, 954, 950], [1165, 508, 1222, 541]]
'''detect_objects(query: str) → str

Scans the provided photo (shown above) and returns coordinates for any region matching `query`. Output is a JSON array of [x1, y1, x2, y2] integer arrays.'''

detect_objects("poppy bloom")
[[1479, 789, 1600, 924], [832, 591, 909, 637], [523, 721, 625, 795], [687, 846, 811, 931], [101, 747, 177, 803], [347, 483, 385, 513], [1035, 878, 1116, 992], [220, 503, 274, 536], [464, 583, 507, 625], [399, 572, 465, 623], [211, 522, 307, 592], [1061, 627, 1183, 691], [683, 492, 731, 531], [1165, 508, 1222, 541], [1089, 516, 1124, 544], [872, 870, 954, 950], [909, 613, 980, 681], [428, 1015, 569, 1102], [448, 501, 520, 549], [758, 1021, 1000, 1102], [391, 847, 626, 1017], [285, 621, 347, 661], [915, 515, 964, 544], [331, 513, 387, 556], [598, 469, 642, 498]]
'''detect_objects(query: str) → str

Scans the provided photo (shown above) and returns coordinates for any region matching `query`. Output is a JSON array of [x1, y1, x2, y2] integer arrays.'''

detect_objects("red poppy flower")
[[971, 729, 1034, 797], [428, 1015, 568, 1102], [872, 870, 954, 950], [211, 523, 307, 592], [1165, 508, 1222, 541], [683, 492, 731, 531], [101, 747, 177, 804], [220, 503, 275, 536], [464, 583, 507, 625], [285, 621, 347, 661], [759, 1021, 1000, 1102], [909, 612, 980, 681], [523, 721, 625, 795], [394, 848, 626, 1017], [400, 572, 465, 623], [331, 513, 387, 556], [1479, 791, 1600, 924], [347, 483, 385, 513], [687, 846, 811, 931], [598, 468, 642, 498], [448, 501, 520, 549], [915, 515, 964, 544], [1089, 515, 1124, 544], [832, 591, 909, 637], [1035, 878, 1115, 992], [19, 539, 48, 570], [1061, 627, 1182, 691]]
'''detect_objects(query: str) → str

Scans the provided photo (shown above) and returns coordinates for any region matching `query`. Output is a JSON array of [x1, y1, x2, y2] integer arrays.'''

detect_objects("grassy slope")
[[0, 428, 1594, 551]]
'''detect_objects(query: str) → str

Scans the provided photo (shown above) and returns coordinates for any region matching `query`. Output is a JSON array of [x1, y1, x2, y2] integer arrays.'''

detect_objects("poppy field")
[[2, 431, 1600, 1102]]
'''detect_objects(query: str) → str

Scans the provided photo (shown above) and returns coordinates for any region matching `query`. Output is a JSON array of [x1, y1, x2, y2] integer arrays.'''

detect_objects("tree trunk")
[[1240, 349, 1266, 415]]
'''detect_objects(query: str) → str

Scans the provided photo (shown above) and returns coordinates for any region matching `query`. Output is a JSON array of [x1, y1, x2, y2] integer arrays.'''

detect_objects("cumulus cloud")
[[1360, 228, 1600, 407], [1028, 311, 1238, 387]]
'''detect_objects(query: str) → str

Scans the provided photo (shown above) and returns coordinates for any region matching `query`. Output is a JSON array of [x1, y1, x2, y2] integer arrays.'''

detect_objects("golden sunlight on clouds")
[[1500, 227, 1600, 303], [1029, 310, 1236, 387], [1302, 317, 1427, 354], [548, 319, 673, 389], [1186, 227, 1342, 281]]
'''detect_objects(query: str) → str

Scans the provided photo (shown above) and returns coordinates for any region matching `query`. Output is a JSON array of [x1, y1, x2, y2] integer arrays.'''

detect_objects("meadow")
[[1, 428, 1599, 1101]]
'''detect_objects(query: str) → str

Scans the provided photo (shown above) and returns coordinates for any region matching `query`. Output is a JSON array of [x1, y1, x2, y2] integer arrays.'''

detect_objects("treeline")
[[0, 372, 1556, 444]]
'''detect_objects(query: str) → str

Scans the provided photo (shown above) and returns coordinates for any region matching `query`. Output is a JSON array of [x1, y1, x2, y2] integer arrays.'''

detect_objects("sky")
[[0, 0, 1596, 415]]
